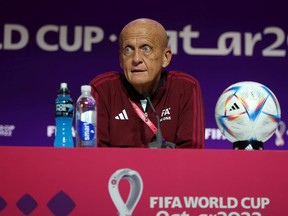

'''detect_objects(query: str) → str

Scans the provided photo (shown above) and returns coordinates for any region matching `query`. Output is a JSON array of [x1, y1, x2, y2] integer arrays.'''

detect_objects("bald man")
[[90, 18, 205, 148]]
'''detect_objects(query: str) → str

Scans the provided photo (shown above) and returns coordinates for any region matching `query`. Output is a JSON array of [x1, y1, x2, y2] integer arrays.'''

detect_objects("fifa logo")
[[161, 108, 171, 117], [108, 168, 143, 216], [275, 120, 287, 146]]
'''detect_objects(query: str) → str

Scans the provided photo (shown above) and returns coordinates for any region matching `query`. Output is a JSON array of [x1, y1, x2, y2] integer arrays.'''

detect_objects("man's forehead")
[[121, 34, 157, 46], [119, 19, 167, 47], [121, 26, 159, 43]]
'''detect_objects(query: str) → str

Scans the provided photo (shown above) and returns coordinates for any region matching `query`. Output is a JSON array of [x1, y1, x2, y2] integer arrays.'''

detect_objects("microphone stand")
[[144, 93, 176, 149]]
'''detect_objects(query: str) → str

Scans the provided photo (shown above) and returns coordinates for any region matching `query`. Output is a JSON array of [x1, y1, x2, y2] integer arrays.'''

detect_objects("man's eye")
[[142, 45, 151, 52], [124, 47, 133, 53]]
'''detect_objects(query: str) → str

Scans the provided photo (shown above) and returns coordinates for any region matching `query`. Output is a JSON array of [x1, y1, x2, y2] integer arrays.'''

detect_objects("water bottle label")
[[55, 102, 74, 117], [77, 110, 96, 141], [77, 120, 95, 141]]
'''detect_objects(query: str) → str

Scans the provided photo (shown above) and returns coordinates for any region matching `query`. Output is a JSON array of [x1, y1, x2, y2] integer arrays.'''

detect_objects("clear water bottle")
[[54, 82, 74, 147], [76, 85, 97, 147]]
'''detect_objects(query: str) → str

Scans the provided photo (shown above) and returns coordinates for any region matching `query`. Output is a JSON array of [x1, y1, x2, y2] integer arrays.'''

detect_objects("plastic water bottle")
[[76, 85, 97, 147], [54, 82, 74, 147]]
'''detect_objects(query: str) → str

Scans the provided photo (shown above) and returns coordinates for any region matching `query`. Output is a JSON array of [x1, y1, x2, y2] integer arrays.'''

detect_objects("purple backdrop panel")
[[0, 0, 287, 149]]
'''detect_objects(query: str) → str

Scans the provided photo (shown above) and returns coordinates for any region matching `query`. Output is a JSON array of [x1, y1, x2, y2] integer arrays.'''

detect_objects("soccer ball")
[[215, 81, 281, 143]]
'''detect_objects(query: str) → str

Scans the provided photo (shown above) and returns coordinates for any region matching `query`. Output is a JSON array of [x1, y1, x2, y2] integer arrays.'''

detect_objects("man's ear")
[[162, 48, 172, 68]]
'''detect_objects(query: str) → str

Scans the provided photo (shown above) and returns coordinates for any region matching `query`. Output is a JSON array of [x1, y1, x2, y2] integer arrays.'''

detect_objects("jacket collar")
[[122, 71, 168, 103]]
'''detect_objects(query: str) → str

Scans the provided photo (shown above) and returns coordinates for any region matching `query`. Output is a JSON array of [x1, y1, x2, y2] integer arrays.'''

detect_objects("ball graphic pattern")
[[215, 81, 281, 143]]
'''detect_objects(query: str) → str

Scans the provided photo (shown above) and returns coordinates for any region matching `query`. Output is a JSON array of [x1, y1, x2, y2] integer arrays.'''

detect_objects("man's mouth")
[[131, 69, 146, 73]]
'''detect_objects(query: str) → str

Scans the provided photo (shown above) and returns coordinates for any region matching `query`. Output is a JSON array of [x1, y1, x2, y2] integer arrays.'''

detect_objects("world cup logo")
[[108, 168, 143, 216], [275, 120, 286, 146]]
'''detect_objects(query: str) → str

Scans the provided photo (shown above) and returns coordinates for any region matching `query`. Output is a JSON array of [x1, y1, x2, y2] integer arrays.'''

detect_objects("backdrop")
[[0, 0, 287, 149]]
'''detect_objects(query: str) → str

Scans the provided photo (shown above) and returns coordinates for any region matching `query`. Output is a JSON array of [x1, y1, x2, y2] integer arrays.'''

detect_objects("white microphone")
[[143, 92, 176, 148]]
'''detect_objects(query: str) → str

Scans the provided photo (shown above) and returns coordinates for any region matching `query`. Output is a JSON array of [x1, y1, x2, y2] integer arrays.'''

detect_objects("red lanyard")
[[128, 98, 158, 135]]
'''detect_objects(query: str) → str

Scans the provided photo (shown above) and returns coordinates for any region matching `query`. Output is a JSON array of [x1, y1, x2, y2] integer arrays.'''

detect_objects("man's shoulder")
[[89, 71, 122, 87], [166, 70, 199, 85]]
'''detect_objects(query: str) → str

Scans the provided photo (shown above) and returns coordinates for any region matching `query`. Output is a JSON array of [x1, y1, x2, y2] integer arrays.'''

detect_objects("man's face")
[[119, 22, 170, 93]]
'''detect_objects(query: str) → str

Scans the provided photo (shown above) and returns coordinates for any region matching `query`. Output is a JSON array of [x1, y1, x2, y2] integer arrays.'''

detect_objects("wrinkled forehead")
[[119, 20, 167, 46], [121, 26, 155, 43]]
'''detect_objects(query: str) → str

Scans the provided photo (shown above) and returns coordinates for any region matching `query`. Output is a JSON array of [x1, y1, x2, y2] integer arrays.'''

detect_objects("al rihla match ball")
[[215, 81, 281, 143]]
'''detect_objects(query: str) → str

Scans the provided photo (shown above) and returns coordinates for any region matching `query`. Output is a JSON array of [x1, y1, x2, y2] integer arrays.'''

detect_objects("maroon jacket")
[[89, 70, 205, 148]]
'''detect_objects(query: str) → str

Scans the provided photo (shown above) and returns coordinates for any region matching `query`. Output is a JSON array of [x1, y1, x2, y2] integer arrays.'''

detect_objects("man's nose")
[[132, 49, 143, 64]]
